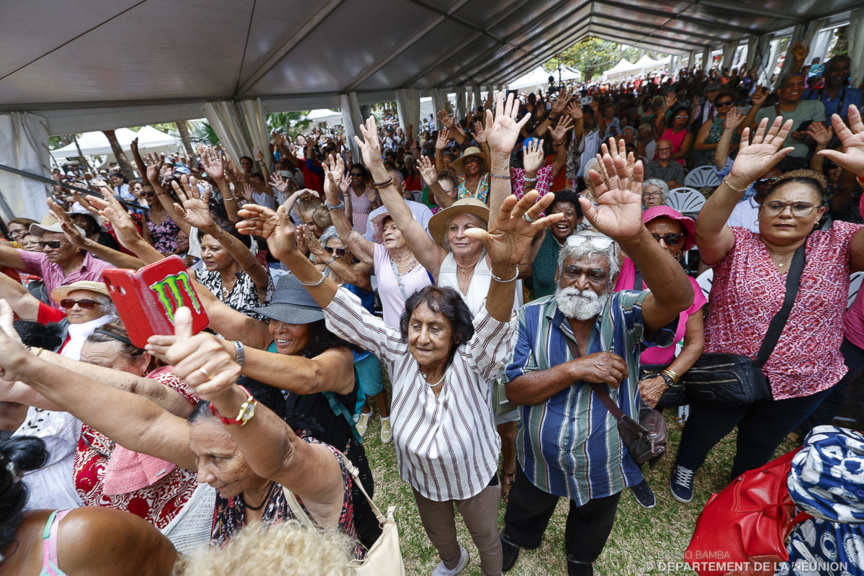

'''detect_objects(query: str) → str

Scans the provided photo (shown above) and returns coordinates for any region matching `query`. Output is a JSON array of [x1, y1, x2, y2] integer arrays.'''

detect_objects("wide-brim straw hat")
[[428, 198, 489, 246], [51, 281, 111, 303], [29, 213, 86, 238], [450, 147, 486, 174]]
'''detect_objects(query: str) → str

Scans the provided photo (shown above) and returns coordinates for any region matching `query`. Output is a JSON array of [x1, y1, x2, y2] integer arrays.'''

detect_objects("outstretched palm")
[[485, 92, 531, 156], [821, 105, 864, 176], [582, 138, 644, 240], [353, 117, 384, 168], [464, 192, 562, 266], [729, 116, 794, 182]]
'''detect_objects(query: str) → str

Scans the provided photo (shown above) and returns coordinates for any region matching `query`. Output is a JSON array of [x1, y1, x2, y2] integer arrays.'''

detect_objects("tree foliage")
[[544, 37, 648, 81]]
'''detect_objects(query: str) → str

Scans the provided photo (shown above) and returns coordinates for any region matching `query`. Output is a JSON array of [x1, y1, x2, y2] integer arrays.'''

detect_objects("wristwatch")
[[209, 385, 257, 426], [659, 372, 675, 388]]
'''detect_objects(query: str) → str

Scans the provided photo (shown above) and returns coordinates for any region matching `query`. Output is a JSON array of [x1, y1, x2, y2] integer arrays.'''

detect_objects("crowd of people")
[[1, 42, 864, 575]]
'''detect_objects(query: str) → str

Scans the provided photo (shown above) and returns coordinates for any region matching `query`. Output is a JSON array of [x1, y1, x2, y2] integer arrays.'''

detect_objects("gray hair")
[[557, 230, 620, 284], [93, 294, 116, 316], [441, 213, 487, 254], [319, 226, 340, 248], [642, 179, 669, 203]]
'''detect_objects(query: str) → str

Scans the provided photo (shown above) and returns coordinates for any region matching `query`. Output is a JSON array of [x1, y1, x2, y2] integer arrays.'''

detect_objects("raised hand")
[[664, 93, 677, 109], [47, 199, 90, 249], [820, 105, 864, 176], [484, 92, 531, 157], [417, 155, 438, 185], [806, 122, 833, 146], [751, 86, 769, 107], [729, 116, 795, 184], [80, 193, 143, 249], [237, 204, 295, 261], [200, 146, 224, 181], [354, 116, 386, 170], [565, 100, 584, 122], [436, 127, 451, 151], [437, 110, 456, 129], [303, 227, 324, 258], [143, 152, 165, 184], [146, 308, 241, 400], [522, 140, 545, 174], [269, 172, 291, 194], [241, 183, 254, 204], [130, 138, 139, 155], [724, 106, 745, 131], [473, 121, 487, 144], [322, 154, 346, 205], [0, 300, 32, 383], [790, 41, 809, 64], [551, 89, 572, 115], [582, 138, 645, 240], [172, 176, 214, 230], [462, 191, 563, 267], [253, 145, 264, 163], [551, 115, 575, 144]]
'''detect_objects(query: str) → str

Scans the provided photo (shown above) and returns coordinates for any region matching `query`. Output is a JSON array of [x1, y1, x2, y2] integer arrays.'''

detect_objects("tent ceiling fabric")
[[0, 0, 858, 122]]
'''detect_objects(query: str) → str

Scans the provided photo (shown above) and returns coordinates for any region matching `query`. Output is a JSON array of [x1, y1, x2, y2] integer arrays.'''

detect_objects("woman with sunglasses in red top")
[[694, 90, 741, 167]]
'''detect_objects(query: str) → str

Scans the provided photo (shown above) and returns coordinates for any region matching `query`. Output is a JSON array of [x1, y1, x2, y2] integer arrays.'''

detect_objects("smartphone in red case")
[[102, 256, 210, 348]]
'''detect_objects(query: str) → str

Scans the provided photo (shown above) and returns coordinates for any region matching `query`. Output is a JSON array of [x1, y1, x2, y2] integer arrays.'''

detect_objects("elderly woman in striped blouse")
[[237, 150, 562, 576]]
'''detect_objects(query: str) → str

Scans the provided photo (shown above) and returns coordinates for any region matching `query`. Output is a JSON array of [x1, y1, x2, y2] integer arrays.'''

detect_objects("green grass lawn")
[[361, 404, 797, 576]]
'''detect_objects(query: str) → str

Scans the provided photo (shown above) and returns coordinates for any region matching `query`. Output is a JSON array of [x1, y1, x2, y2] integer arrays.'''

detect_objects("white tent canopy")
[[508, 66, 581, 91], [2, 1, 863, 219], [51, 127, 181, 162]]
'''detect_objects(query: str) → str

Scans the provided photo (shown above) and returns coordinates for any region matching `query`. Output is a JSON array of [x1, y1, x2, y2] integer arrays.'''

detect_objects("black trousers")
[[502, 467, 621, 564], [800, 338, 864, 434], [676, 384, 834, 479]]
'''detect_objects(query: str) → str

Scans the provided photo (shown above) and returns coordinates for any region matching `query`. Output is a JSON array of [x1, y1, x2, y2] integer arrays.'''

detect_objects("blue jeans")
[[675, 385, 834, 479]]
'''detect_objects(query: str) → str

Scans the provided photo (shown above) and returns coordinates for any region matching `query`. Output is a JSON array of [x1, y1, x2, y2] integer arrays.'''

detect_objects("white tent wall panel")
[[0, 113, 51, 221]]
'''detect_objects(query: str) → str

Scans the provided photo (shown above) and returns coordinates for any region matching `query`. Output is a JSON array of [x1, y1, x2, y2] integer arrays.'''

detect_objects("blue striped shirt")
[[505, 291, 676, 505]]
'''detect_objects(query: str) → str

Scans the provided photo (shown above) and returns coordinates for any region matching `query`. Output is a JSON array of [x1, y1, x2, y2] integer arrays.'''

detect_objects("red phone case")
[[102, 256, 210, 348]]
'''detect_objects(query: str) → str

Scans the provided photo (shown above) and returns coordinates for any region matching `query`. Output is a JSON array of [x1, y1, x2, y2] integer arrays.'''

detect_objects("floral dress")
[[456, 173, 491, 204], [147, 214, 181, 254]]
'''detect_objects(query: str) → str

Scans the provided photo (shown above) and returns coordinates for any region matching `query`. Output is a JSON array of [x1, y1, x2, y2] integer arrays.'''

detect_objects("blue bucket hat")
[[249, 275, 324, 325]]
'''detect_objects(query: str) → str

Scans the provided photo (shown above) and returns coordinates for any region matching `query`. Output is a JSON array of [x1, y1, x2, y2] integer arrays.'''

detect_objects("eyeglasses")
[[324, 246, 347, 257], [674, 116, 689, 121], [652, 233, 683, 246], [756, 177, 777, 186], [38, 240, 67, 249], [59, 298, 100, 310], [7, 229, 27, 239], [566, 235, 615, 250], [643, 190, 662, 198], [657, 147, 673, 152], [463, 157, 481, 165], [715, 100, 734, 108], [761, 201, 818, 217]]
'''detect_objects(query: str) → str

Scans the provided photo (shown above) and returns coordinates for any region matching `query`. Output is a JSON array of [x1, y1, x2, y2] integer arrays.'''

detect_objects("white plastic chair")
[[849, 272, 863, 309], [684, 165, 722, 189], [695, 268, 714, 302], [666, 187, 706, 215]]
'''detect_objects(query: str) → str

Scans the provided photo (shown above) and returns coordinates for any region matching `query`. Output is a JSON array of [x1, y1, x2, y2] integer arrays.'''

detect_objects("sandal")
[[500, 470, 517, 502]]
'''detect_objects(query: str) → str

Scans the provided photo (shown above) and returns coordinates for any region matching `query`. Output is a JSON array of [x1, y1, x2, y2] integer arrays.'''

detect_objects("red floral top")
[[705, 223, 863, 400], [74, 367, 199, 529]]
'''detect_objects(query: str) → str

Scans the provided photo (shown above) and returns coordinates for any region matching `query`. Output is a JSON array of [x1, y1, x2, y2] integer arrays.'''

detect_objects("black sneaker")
[[631, 479, 656, 509], [670, 463, 696, 503], [501, 533, 520, 572]]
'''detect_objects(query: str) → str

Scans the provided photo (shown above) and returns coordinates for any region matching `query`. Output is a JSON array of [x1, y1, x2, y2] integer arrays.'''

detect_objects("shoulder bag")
[[564, 337, 667, 469], [283, 451, 405, 576], [643, 244, 805, 407]]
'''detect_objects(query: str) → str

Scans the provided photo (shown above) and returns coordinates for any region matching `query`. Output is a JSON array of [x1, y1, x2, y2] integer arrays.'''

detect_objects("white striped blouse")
[[324, 287, 517, 502]]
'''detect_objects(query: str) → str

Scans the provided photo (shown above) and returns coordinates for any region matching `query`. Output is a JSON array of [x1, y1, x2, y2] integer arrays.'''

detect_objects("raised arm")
[[143, 153, 190, 236], [149, 311, 345, 523], [550, 116, 575, 179], [0, 302, 196, 470], [129, 138, 150, 187], [321, 154, 374, 266], [49, 198, 144, 269], [696, 117, 795, 264], [715, 106, 745, 170], [174, 178, 270, 300], [581, 139, 693, 333], [434, 128, 451, 172], [486, 92, 531, 224], [355, 116, 447, 277], [417, 155, 454, 210], [820, 105, 864, 271], [199, 146, 240, 223], [77, 193, 165, 265], [0, 268, 38, 320]]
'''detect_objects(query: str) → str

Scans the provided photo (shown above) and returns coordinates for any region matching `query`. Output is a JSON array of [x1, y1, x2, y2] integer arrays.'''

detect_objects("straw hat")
[[51, 281, 111, 303], [450, 147, 486, 174], [29, 213, 86, 238], [428, 198, 489, 246]]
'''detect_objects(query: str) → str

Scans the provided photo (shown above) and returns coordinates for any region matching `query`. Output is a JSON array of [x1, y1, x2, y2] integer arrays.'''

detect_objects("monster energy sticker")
[[149, 271, 202, 323]]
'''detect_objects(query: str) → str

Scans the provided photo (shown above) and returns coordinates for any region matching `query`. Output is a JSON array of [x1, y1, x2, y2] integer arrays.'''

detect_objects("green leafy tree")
[[545, 37, 649, 81], [267, 111, 312, 137]]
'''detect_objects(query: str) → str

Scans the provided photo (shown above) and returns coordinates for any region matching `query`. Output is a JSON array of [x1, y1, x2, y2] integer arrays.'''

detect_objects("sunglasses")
[[652, 233, 683, 246], [59, 298, 100, 310], [38, 240, 67, 249], [715, 100, 734, 108], [566, 235, 615, 250], [674, 115, 689, 120], [324, 246, 347, 257], [350, 173, 364, 179]]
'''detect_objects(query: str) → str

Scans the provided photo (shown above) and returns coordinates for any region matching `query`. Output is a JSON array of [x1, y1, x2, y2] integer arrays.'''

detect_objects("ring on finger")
[[198, 367, 212, 381], [523, 213, 536, 223]]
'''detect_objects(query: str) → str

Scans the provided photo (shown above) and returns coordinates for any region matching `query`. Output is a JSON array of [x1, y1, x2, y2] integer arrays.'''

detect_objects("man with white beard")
[[498, 141, 693, 576]]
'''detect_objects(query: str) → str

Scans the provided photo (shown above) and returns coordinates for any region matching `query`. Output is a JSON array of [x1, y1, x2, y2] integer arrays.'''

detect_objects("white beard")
[[554, 286, 609, 320]]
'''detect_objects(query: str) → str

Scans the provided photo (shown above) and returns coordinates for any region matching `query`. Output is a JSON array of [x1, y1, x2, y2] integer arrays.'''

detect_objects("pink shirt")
[[373, 243, 432, 329], [705, 224, 862, 400], [614, 258, 706, 365], [17, 249, 114, 307]]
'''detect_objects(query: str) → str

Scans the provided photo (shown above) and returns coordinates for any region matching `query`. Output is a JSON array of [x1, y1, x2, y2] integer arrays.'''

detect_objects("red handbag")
[[685, 449, 810, 576]]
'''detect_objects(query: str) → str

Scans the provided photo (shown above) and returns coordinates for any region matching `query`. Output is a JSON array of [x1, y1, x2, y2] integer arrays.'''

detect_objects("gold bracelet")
[[723, 176, 750, 194], [661, 369, 680, 385], [30, 347, 44, 357], [371, 177, 394, 190]]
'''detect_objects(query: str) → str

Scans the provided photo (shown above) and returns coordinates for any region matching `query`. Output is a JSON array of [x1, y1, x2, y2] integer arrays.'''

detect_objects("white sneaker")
[[380, 417, 392, 444], [356, 412, 370, 437], [431, 547, 469, 576]]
